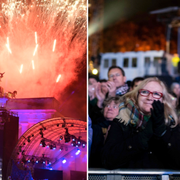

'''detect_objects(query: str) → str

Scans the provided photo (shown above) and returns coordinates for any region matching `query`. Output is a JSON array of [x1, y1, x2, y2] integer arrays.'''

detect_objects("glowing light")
[[20, 64, 23, 74], [56, 74, 61, 83], [0, 0, 87, 98], [32, 60, 35, 70], [33, 44, 38, 56], [92, 68, 98, 75], [6, 44, 12, 54], [75, 149, 81, 155], [62, 159, 66, 164], [7, 37, 9, 45], [35, 32, 37, 44], [52, 39, 56, 52], [36, 161, 38, 163]]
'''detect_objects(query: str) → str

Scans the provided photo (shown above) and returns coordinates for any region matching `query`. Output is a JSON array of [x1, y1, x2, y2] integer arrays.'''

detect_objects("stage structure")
[[8, 117, 87, 180], [0, 96, 87, 180]]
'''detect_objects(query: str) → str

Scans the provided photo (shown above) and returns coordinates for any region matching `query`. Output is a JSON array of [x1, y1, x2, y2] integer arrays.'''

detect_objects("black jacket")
[[101, 118, 180, 170], [89, 116, 112, 168]]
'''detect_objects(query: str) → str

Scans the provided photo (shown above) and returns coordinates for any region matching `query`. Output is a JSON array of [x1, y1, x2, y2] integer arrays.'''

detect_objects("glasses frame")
[[139, 89, 163, 99], [108, 73, 121, 79]]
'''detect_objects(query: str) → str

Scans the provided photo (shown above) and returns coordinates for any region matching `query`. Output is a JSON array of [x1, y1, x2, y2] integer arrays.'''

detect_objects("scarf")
[[116, 83, 129, 96], [116, 99, 150, 130]]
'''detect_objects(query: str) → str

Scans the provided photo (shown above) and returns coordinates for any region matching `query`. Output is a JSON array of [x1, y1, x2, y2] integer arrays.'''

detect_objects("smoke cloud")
[[0, 0, 87, 120]]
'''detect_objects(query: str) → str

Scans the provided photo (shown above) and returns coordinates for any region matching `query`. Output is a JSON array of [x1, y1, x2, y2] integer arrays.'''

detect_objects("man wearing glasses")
[[107, 66, 129, 96]]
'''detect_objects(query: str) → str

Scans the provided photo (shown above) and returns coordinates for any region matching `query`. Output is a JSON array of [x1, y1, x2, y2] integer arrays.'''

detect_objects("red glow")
[[0, 0, 87, 101]]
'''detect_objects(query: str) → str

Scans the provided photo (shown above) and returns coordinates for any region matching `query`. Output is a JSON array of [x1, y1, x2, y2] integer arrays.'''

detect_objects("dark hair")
[[108, 66, 125, 77], [88, 73, 99, 82], [99, 79, 107, 83], [131, 77, 144, 88]]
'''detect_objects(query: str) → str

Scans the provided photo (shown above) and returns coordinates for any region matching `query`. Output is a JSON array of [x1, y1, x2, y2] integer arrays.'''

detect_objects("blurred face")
[[173, 84, 180, 97], [138, 81, 163, 115], [132, 80, 143, 90], [101, 82, 108, 95], [88, 78, 97, 86], [108, 68, 126, 88], [104, 101, 120, 121]]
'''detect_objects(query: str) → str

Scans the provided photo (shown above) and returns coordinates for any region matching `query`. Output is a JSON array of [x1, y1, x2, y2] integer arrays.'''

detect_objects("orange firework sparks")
[[35, 32, 37, 44], [20, 64, 23, 74], [32, 60, 35, 70], [52, 39, 56, 52], [56, 74, 61, 83], [0, 0, 87, 98], [33, 44, 38, 56]]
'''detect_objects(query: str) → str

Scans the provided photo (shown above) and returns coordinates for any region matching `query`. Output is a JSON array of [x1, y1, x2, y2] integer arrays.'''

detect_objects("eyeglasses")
[[105, 104, 119, 109], [139, 89, 163, 99], [109, 73, 121, 79]]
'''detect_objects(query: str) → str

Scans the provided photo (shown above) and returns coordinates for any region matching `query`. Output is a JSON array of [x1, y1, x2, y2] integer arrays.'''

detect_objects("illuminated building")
[[0, 96, 87, 180]]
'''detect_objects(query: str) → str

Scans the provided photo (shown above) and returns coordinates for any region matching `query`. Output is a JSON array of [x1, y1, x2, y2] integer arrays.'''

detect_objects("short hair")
[[170, 82, 180, 92], [108, 66, 125, 77], [88, 73, 99, 82], [103, 96, 122, 109], [131, 77, 144, 88], [123, 77, 178, 126]]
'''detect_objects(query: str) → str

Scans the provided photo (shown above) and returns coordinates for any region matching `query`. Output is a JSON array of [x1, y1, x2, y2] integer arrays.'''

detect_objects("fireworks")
[[52, 39, 56, 52], [56, 74, 61, 82], [0, 0, 87, 98]]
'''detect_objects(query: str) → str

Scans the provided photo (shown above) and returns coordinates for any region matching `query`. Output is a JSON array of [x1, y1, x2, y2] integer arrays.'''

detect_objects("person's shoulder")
[[112, 118, 130, 131]]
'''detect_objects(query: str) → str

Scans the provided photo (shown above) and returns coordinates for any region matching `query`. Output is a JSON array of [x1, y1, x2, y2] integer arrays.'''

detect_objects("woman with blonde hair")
[[102, 77, 180, 170]]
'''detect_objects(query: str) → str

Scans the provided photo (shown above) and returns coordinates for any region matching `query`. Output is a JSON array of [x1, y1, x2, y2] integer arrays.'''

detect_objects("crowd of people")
[[88, 65, 180, 170]]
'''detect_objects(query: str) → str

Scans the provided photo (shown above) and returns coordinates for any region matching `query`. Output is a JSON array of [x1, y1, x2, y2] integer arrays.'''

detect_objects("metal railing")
[[88, 168, 180, 180]]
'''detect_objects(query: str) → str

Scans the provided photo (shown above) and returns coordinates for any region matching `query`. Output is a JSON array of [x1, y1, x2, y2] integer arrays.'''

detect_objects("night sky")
[[104, 0, 180, 26]]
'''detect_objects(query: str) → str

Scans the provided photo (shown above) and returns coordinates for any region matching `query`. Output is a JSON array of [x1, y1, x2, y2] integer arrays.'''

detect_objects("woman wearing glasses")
[[102, 77, 180, 170], [89, 96, 121, 168]]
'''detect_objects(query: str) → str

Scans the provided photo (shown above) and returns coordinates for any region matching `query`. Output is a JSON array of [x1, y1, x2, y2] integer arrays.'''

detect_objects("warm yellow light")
[[92, 69, 98, 75]]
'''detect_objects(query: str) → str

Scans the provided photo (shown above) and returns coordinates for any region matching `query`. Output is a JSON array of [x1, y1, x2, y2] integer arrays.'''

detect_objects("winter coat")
[[89, 116, 112, 168], [101, 118, 180, 170]]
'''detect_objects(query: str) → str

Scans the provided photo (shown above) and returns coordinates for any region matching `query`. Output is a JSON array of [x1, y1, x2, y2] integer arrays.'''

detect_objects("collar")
[[116, 83, 129, 96]]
